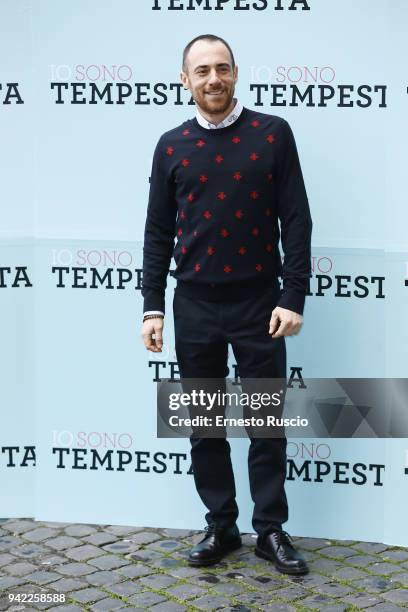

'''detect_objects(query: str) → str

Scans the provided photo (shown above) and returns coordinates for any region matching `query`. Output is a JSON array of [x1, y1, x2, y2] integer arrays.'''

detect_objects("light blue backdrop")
[[1, 0, 407, 545]]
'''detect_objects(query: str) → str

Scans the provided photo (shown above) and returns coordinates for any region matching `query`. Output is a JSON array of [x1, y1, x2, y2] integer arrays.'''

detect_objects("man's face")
[[180, 39, 238, 115]]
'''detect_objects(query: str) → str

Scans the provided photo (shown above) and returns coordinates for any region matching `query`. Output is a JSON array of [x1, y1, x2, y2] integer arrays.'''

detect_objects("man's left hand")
[[269, 306, 303, 338]]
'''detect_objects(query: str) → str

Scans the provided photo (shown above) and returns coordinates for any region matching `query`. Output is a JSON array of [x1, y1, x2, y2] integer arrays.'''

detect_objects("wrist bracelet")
[[143, 314, 164, 322]]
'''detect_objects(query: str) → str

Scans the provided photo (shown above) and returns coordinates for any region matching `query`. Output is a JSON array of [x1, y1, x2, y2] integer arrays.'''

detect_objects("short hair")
[[182, 34, 235, 72]]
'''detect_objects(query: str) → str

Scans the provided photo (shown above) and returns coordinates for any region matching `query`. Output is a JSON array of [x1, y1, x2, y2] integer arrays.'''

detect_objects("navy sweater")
[[142, 106, 312, 315]]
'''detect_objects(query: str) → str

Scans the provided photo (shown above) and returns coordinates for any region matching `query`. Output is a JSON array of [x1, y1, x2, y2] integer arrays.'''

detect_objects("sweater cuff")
[[142, 289, 165, 314], [276, 289, 306, 316]]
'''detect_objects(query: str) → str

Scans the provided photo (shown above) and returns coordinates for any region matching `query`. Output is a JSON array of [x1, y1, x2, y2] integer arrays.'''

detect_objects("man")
[[141, 34, 312, 575]]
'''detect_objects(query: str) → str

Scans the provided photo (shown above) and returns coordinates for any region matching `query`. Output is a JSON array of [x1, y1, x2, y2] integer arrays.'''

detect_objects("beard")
[[193, 86, 235, 116]]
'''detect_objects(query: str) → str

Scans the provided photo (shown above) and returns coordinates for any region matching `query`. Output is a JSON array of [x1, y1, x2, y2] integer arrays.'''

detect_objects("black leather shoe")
[[188, 523, 242, 566], [255, 529, 309, 575]]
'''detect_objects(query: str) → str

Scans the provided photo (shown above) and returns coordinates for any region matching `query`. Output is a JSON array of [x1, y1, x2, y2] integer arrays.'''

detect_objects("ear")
[[180, 70, 189, 90], [233, 64, 239, 84]]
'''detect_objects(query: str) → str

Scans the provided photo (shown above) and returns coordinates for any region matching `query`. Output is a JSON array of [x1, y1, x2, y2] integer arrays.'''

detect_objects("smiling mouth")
[[206, 91, 224, 95]]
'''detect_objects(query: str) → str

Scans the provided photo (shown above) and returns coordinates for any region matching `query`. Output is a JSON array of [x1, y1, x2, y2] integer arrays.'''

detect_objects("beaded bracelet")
[[143, 314, 164, 322]]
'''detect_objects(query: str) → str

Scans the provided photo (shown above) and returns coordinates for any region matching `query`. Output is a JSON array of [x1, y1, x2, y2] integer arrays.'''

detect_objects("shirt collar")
[[195, 98, 243, 129]]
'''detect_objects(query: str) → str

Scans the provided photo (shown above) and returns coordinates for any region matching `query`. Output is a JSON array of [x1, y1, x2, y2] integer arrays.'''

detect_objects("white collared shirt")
[[143, 99, 243, 319], [195, 98, 243, 129]]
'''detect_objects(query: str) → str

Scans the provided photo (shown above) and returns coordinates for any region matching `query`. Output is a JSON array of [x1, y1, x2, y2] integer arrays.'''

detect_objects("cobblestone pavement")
[[1, 518, 408, 611]]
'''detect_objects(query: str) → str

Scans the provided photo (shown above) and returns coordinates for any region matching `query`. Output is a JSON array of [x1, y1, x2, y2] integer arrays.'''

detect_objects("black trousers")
[[172, 280, 288, 537]]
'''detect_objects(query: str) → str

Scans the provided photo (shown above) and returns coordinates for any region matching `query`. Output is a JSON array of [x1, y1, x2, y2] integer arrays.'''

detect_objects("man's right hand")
[[141, 317, 164, 352]]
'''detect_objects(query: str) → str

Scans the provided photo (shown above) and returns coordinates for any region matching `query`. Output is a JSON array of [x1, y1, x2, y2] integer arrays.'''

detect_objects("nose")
[[207, 69, 222, 87]]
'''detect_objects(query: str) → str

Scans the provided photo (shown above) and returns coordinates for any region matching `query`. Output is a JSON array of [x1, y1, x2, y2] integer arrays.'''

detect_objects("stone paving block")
[[38, 554, 67, 566], [150, 556, 184, 570], [10, 543, 49, 559], [90, 597, 128, 610], [150, 602, 187, 612], [188, 573, 222, 586], [234, 602, 296, 612], [234, 551, 265, 566], [224, 568, 258, 579], [332, 566, 368, 580], [65, 544, 105, 561], [139, 573, 178, 589], [348, 554, 381, 566], [87, 554, 131, 570], [64, 525, 97, 537], [21, 527, 58, 543], [300, 550, 320, 562], [3, 561, 38, 576], [287, 572, 330, 587], [161, 528, 196, 538], [254, 604, 296, 612], [272, 606, 300, 612], [240, 533, 257, 545], [147, 539, 186, 553], [56, 562, 98, 576], [270, 585, 309, 601], [382, 588, 408, 604], [381, 549, 408, 562], [217, 607, 254, 612], [107, 580, 145, 596], [1, 520, 36, 534], [47, 577, 89, 591], [170, 549, 191, 562], [101, 540, 140, 554], [181, 532, 209, 545], [295, 537, 329, 551], [85, 569, 126, 586], [128, 531, 162, 545], [191, 594, 232, 610], [82, 532, 118, 546], [47, 606, 84, 612], [365, 604, 408, 611], [116, 563, 154, 579], [296, 594, 333, 609], [127, 591, 167, 607], [165, 565, 205, 579], [0, 576, 25, 589], [314, 606, 347, 612], [36, 521, 72, 529], [167, 583, 208, 599], [351, 575, 395, 593], [317, 545, 360, 559], [369, 562, 404, 575], [307, 557, 346, 573], [240, 574, 283, 591], [211, 581, 247, 596], [238, 591, 294, 607], [71, 586, 107, 603], [0, 552, 15, 566], [127, 549, 163, 562], [313, 581, 355, 597], [23, 570, 61, 584], [104, 525, 146, 536], [342, 592, 384, 609], [353, 542, 389, 555], [0, 536, 24, 551], [46, 536, 82, 551], [390, 571, 408, 586]]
